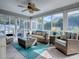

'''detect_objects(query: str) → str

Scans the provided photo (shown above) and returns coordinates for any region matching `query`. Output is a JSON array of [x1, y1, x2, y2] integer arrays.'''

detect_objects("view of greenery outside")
[[43, 16, 51, 30], [6, 17, 15, 34], [68, 10, 79, 32], [17, 19, 20, 26], [37, 24, 43, 30], [31, 19, 37, 30], [0, 16, 5, 32], [32, 21, 37, 30], [25, 21, 30, 30], [8, 16, 15, 34], [0, 14, 63, 36], [35, 14, 63, 35], [0, 16, 6, 24], [51, 13, 63, 35], [0, 10, 79, 36], [20, 19, 24, 29], [0, 15, 15, 34], [37, 17, 43, 30], [37, 17, 43, 23], [17, 19, 20, 32], [17, 19, 24, 38], [4, 16, 9, 25], [52, 13, 63, 30], [10, 17, 16, 25]]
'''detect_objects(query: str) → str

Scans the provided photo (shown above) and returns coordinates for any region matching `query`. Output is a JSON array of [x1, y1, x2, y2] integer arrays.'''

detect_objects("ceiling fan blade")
[[31, 3, 36, 8], [22, 9, 28, 12], [33, 8, 40, 11], [18, 5, 25, 8]]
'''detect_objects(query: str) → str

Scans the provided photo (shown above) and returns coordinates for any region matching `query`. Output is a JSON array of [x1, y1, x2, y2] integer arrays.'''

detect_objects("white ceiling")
[[0, 0, 79, 17]]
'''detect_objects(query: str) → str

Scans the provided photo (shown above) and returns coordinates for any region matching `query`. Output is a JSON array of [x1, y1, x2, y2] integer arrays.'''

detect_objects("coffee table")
[[18, 37, 37, 48]]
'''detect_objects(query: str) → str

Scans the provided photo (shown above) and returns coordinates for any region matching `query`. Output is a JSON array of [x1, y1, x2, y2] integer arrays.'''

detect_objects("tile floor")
[[6, 44, 79, 59], [6, 44, 26, 59]]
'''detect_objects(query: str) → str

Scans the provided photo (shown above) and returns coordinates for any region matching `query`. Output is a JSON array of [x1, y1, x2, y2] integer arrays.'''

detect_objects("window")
[[51, 13, 63, 35], [25, 21, 30, 30], [17, 19, 20, 26], [5, 16, 15, 34], [31, 21, 37, 30], [37, 24, 43, 30], [4, 16, 9, 25], [17, 19, 20, 31], [20, 20, 24, 29], [37, 17, 43, 23], [0, 15, 6, 24], [0, 15, 15, 34], [68, 10, 79, 32], [5, 25, 15, 34], [10, 16, 16, 25], [0, 15, 8, 33], [43, 16, 51, 30], [52, 13, 63, 30], [37, 17, 43, 30], [0, 18, 4, 24]]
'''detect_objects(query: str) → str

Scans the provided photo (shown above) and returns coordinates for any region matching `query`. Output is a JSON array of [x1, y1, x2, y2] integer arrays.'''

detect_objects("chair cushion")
[[32, 35, 44, 39], [55, 39, 66, 47]]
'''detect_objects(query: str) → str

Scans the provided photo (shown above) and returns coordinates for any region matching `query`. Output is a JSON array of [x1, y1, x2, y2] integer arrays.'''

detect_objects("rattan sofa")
[[6, 34, 14, 44], [18, 37, 37, 48], [32, 31, 48, 44], [55, 32, 79, 55]]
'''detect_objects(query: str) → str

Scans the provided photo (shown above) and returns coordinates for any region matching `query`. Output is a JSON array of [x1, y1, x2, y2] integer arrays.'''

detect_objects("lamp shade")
[[51, 27, 57, 32], [51, 27, 61, 32]]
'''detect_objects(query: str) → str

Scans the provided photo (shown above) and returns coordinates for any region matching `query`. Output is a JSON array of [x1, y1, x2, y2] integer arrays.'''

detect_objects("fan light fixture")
[[18, 0, 40, 13]]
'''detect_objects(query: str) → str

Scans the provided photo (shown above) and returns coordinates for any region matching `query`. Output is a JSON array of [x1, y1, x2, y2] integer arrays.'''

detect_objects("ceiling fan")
[[18, 0, 40, 13]]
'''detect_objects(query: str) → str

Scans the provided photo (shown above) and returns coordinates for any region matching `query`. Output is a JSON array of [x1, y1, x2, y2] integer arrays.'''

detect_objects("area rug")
[[13, 43, 49, 59]]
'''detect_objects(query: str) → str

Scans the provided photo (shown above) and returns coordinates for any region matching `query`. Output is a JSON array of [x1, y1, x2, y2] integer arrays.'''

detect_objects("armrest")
[[66, 39, 79, 50], [67, 39, 79, 44]]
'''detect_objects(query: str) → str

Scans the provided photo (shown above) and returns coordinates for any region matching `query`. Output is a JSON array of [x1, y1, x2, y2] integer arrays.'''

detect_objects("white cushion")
[[32, 35, 44, 39], [55, 39, 66, 47]]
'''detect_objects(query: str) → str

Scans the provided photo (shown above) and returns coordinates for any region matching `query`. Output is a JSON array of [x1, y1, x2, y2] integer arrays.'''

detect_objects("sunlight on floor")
[[41, 50, 53, 59]]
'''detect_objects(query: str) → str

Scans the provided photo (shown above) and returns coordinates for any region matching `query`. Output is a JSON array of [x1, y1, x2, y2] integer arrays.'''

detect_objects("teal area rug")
[[13, 43, 49, 59]]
